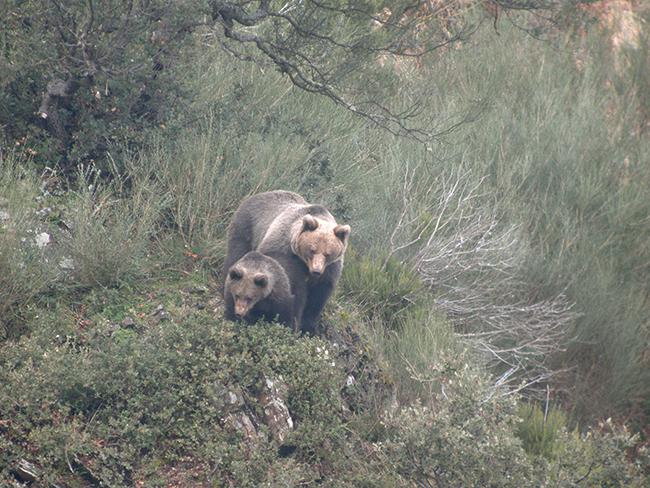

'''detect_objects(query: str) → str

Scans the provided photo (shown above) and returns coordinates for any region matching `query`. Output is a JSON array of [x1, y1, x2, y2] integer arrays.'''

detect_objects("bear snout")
[[234, 299, 251, 317], [309, 255, 326, 276]]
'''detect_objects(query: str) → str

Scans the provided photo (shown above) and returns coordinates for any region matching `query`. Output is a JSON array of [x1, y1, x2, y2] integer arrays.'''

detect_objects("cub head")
[[225, 262, 272, 319], [292, 214, 351, 277]]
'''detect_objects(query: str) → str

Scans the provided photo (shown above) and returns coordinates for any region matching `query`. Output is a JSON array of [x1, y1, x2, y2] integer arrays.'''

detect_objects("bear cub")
[[224, 251, 296, 329]]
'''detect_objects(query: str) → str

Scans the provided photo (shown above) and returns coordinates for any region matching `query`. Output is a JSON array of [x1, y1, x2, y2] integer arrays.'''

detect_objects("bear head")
[[225, 263, 272, 319], [292, 214, 351, 277]]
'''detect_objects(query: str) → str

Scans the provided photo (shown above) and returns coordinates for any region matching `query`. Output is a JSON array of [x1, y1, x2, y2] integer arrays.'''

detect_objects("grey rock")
[[34, 232, 51, 248], [152, 304, 170, 323], [186, 285, 209, 295], [259, 376, 293, 444], [35, 207, 53, 218], [59, 257, 75, 270], [121, 317, 136, 328], [13, 459, 41, 482], [223, 412, 258, 444]]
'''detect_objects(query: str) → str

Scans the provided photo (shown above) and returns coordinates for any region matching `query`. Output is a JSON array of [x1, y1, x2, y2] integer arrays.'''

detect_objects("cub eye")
[[229, 269, 242, 280], [254, 275, 268, 287]]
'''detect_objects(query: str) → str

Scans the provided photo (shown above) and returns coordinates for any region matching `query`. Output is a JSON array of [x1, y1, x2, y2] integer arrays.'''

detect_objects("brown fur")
[[223, 191, 351, 333], [291, 215, 350, 276], [224, 251, 296, 329]]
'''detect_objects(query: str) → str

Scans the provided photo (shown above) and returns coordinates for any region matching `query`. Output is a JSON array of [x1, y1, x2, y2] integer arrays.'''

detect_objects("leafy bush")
[[540, 421, 649, 487], [0, 313, 347, 486], [378, 392, 536, 486], [359, 355, 648, 487], [1, 1, 206, 170]]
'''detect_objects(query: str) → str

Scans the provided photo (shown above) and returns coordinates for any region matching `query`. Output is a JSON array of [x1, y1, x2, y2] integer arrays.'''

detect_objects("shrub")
[[542, 420, 649, 487], [517, 403, 567, 460], [339, 250, 424, 326], [373, 365, 536, 487], [367, 361, 648, 487], [0, 312, 348, 486]]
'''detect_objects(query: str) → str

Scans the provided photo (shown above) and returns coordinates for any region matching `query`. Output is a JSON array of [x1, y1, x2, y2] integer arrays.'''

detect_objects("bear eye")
[[254, 275, 268, 287], [229, 269, 242, 280]]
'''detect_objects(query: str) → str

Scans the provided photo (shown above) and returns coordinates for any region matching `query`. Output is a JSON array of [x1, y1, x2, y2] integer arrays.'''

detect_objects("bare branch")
[[385, 165, 579, 396]]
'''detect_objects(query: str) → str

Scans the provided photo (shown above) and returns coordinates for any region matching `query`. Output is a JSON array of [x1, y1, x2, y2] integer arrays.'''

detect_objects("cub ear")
[[302, 215, 319, 232], [334, 224, 351, 242], [229, 269, 243, 280], [253, 274, 268, 287]]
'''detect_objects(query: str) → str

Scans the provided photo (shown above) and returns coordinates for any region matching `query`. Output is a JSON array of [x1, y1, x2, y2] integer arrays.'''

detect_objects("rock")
[[35, 207, 53, 218], [258, 376, 293, 444], [195, 302, 206, 310], [223, 412, 258, 444], [57, 219, 73, 233], [221, 384, 245, 408], [59, 257, 75, 270], [0, 210, 10, 222], [209, 382, 246, 414], [34, 232, 51, 248], [186, 285, 209, 295], [152, 304, 170, 323], [121, 317, 136, 328], [12, 459, 41, 482]]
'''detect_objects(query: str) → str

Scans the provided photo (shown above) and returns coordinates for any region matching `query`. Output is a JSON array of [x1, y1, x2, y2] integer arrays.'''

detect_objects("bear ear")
[[253, 274, 268, 287], [302, 215, 319, 232], [334, 224, 351, 242], [229, 269, 243, 280]]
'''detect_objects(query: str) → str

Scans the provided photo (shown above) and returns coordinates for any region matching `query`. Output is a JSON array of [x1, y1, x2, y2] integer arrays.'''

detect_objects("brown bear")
[[224, 190, 351, 334], [224, 251, 296, 329]]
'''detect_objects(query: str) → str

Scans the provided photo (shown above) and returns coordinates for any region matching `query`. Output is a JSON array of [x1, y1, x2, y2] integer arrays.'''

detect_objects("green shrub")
[[366, 362, 648, 487], [372, 304, 461, 404], [541, 420, 649, 487], [517, 403, 567, 460], [371, 364, 535, 487], [0, 312, 348, 486], [339, 250, 424, 326]]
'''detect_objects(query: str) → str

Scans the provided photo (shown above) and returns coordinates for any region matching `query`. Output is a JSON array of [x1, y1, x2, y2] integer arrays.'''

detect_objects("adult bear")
[[224, 190, 351, 334]]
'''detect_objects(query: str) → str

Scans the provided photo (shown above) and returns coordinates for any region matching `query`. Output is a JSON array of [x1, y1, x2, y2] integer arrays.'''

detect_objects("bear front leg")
[[291, 288, 308, 334], [301, 280, 335, 335], [276, 296, 298, 332]]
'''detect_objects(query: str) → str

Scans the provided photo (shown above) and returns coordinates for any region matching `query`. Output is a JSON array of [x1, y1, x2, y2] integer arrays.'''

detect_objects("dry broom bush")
[[377, 160, 578, 395]]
